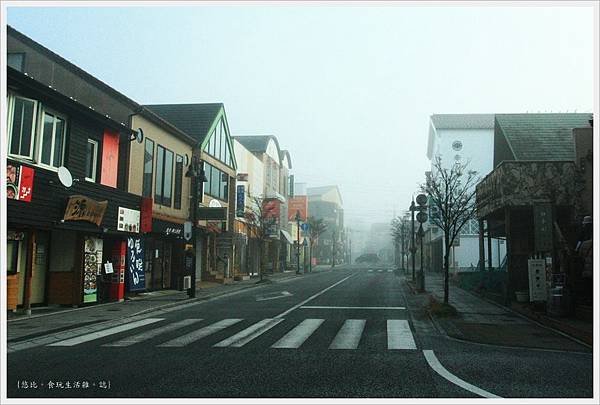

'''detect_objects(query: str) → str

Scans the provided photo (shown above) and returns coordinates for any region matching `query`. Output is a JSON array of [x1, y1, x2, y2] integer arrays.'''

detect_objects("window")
[[85, 139, 99, 181], [7, 53, 25, 72], [142, 139, 154, 197], [174, 154, 183, 209], [7, 240, 19, 275], [154, 145, 173, 207], [38, 110, 66, 169], [8, 95, 37, 160], [205, 163, 228, 201]]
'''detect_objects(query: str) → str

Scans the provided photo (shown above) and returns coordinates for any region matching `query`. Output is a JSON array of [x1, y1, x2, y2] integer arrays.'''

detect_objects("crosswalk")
[[47, 318, 418, 351], [367, 269, 394, 273]]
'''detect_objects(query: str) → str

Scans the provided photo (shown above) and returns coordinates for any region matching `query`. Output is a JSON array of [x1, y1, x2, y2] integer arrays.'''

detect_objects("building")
[[145, 104, 238, 285], [476, 113, 593, 309], [234, 136, 293, 273], [307, 185, 344, 265], [426, 114, 506, 272], [6, 26, 143, 309]]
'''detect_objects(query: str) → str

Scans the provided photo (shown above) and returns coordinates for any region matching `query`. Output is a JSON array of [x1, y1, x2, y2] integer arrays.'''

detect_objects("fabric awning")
[[280, 230, 294, 245]]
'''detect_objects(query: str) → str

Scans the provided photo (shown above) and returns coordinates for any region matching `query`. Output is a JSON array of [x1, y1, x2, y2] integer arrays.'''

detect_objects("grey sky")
[[5, 3, 595, 228]]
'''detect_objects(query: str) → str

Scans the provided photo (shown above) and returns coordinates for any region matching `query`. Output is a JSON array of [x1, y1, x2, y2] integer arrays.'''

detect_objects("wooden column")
[[22, 230, 36, 315], [504, 208, 512, 305]]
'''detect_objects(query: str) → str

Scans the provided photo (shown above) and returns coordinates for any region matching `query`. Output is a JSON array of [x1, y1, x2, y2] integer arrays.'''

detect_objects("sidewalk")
[[406, 272, 592, 352], [6, 266, 332, 343]]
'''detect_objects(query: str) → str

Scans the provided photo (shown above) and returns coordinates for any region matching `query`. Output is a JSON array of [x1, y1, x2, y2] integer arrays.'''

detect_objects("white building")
[[426, 114, 507, 272]]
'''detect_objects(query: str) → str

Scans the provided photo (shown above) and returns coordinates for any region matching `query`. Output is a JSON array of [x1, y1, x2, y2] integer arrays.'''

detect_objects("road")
[[6, 264, 593, 398]]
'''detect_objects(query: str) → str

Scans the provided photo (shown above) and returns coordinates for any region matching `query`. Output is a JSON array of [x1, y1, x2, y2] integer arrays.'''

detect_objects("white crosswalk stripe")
[[157, 319, 242, 347], [329, 319, 366, 350], [271, 319, 324, 349], [103, 318, 203, 347], [48, 318, 164, 346], [387, 320, 417, 350], [214, 318, 284, 348]]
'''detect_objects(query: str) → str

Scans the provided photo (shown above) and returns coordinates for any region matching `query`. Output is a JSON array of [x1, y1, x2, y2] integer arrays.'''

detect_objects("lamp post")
[[295, 210, 301, 274], [415, 194, 428, 292], [185, 156, 207, 298]]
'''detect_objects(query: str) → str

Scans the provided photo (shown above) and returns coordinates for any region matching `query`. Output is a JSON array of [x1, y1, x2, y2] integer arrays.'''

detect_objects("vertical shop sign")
[[7, 164, 35, 202], [83, 237, 102, 303], [140, 197, 153, 233], [127, 237, 145, 292], [236, 185, 245, 217], [101, 129, 119, 188]]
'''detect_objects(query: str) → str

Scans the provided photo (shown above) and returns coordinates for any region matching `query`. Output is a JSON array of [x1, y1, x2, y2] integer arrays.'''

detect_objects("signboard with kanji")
[[64, 195, 108, 226], [7, 164, 34, 202], [533, 203, 553, 252], [528, 259, 547, 301], [126, 237, 145, 292]]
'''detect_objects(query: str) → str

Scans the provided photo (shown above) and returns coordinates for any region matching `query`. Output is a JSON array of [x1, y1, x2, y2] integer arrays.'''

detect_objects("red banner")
[[288, 196, 308, 221], [140, 197, 153, 233], [18, 166, 34, 202], [263, 199, 281, 219], [6, 164, 34, 202], [101, 129, 119, 188]]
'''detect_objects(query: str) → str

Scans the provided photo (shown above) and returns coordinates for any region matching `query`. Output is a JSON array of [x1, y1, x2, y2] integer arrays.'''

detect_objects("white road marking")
[[329, 319, 366, 350], [378, 270, 384, 273], [423, 350, 502, 398], [213, 319, 284, 348], [103, 319, 203, 347], [387, 320, 417, 350], [368, 270, 373, 273], [158, 319, 242, 347], [388, 270, 393, 273], [256, 291, 293, 301], [48, 318, 164, 346], [301, 306, 405, 310], [271, 319, 324, 349], [274, 274, 355, 318]]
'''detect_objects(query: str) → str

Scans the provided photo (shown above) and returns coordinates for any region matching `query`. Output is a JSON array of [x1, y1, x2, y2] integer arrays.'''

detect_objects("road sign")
[[301, 223, 309, 232], [416, 212, 428, 223], [416, 194, 428, 206]]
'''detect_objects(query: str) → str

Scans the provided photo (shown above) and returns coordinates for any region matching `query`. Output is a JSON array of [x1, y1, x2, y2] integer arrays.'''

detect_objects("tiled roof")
[[496, 113, 592, 161], [430, 114, 495, 129], [233, 135, 276, 153], [145, 103, 223, 143]]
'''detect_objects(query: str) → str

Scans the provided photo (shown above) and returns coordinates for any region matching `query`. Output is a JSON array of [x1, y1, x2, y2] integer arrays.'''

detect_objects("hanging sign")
[[236, 185, 245, 217], [64, 195, 108, 226], [126, 237, 145, 292], [7, 164, 35, 202], [117, 207, 140, 233]]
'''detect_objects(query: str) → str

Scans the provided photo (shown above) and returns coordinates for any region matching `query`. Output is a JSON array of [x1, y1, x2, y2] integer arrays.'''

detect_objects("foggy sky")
[[5, 3, 595, 229]]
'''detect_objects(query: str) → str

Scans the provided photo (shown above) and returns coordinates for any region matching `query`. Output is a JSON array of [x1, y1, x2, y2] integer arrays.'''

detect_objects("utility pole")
[[410, 200, 416, 282], [295, 210, 301, 274], [185, 156, 205, 298]]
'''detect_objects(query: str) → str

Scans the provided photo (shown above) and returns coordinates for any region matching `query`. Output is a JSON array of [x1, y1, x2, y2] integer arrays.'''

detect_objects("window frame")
[[7, 94, 38, 161], [142, 138, 155, 198], [37, 107, 67, 171], [85, 139, 99, 182], [174, 154, 183, 210], [154, 144, 174, 207]]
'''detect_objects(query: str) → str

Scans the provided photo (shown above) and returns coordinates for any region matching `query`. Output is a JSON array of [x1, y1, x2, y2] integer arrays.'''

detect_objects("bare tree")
[[307, 216, 328, 271], [422, 156, 479, 303], [244, 194, 276, 281], [390, 215, 410, 270]]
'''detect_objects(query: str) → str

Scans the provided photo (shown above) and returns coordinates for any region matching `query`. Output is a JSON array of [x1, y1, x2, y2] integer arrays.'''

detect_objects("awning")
[[280, 230, 294, 245]]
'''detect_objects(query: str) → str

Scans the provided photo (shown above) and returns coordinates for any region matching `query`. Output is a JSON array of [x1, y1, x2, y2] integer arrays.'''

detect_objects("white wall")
[[234, 140, 264, 199]]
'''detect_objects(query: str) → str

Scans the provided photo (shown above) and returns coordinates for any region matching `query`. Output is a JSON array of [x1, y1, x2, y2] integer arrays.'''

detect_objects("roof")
[[496, 113, 593, 161], [234, 135, 279, 153], [280, 149, 292, 169], [307, 185, 343, 206], [430, 114, 495, 129], [145, 103, 223, 143]]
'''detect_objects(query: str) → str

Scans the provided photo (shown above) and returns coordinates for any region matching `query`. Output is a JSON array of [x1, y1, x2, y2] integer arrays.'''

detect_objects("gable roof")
[[495, 113, 592, 161], [430, 114, 495, 130], [233, 135, 283, 164], [280, 149, 292, 169], [145, 103, 223, 144]]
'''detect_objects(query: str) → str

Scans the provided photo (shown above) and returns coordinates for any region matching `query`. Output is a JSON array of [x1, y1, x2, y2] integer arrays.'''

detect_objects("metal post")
[[410, 200, 416, 281], [296, 211, 301, 274]]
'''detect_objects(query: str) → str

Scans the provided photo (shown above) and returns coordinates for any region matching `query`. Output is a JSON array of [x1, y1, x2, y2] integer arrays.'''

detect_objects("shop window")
[[85, 139, 99, 182], [174, 154, 183, 209], [155, 144, 173, 207], [7, 240, 19, 275], [142, 138, 154, 198], [7, 95, 38, 160]]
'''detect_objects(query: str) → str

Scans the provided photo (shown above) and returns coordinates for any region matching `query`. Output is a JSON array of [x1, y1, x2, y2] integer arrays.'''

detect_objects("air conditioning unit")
[[183, 276, 192, 290]]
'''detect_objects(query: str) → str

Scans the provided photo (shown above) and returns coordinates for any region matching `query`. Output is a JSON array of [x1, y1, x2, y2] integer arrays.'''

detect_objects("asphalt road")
[[6, 264, 594, 399]]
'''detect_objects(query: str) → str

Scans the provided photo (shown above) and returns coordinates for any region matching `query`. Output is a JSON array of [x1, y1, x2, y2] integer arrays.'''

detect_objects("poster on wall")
[[7, 164, 35, 202], [127, 237, 145, 292], [83, 236, 103, 303]]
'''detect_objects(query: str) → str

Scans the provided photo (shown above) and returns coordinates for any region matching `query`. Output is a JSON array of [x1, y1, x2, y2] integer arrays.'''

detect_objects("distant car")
[[355, 253, 380, 264]]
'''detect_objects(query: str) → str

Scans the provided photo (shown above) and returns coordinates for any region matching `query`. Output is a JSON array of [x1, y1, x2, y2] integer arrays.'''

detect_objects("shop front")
[[143, 219, 185, 291]]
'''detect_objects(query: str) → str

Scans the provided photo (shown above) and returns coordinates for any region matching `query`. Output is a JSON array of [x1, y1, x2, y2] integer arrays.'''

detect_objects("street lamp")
[[415, 194, 428, 292], [295, 210, 301, 274], [185, 156, 207, 298], [410, 200, 416, 281]]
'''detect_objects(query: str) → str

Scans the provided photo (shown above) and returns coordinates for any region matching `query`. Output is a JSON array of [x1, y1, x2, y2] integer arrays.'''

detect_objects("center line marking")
[[300, 306, 405, 310], [274, 274, 355, 318]]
